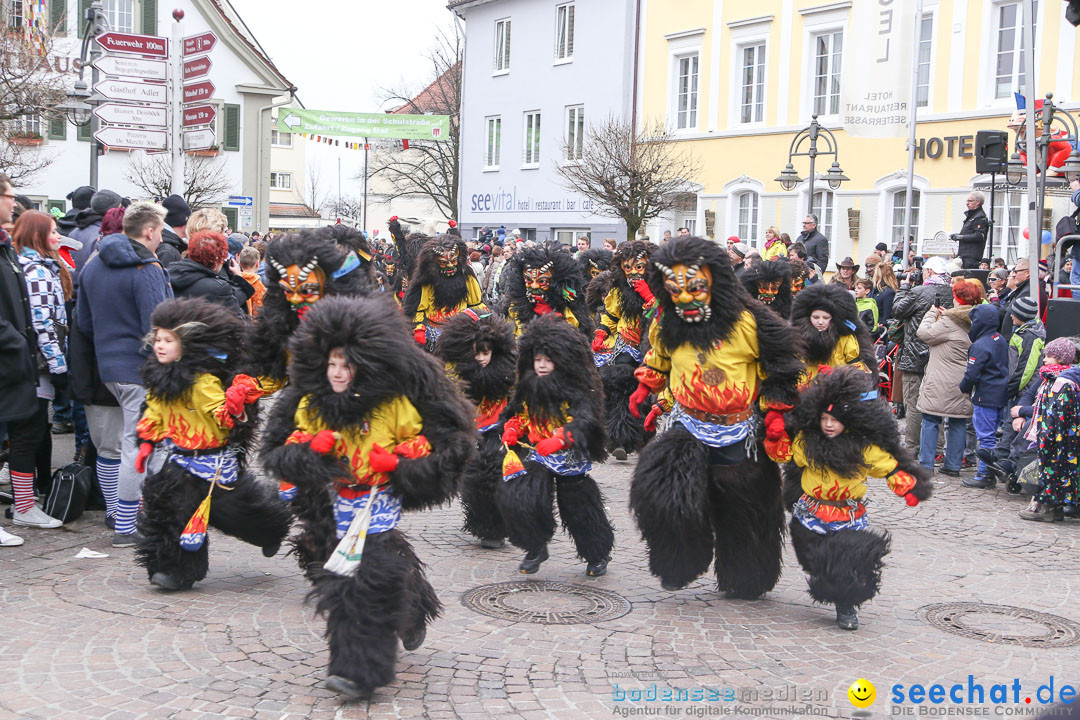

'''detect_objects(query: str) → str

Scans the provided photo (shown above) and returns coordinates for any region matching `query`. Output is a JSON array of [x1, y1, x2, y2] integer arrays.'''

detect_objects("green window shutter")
[[222, 206, 238, 230], [77, 121, 91, 142], [141, 0, 157, 35], [48, 115, 66, 140], [76, 0, 89, 37], [50, 0, 67, 35], [222, 104, 240, 151]]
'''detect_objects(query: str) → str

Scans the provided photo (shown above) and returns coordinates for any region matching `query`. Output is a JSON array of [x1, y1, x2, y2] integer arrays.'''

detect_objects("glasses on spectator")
[[0, 193, 15, 200]]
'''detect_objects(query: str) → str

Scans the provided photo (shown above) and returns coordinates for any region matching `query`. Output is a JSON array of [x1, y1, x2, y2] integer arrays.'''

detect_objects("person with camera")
[[950, 192, 989, 269]]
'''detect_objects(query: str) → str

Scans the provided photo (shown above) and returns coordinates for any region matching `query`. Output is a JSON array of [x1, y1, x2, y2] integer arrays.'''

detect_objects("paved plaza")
[[1, 434, 1078, 720]]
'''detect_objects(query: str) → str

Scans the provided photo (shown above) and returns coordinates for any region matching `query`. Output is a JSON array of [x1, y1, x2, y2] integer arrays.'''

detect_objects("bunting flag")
[[296, 133, 408, 152]]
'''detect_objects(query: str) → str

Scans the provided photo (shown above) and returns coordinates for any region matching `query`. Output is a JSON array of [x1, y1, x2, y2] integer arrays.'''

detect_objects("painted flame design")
[[674, 365, 752, 415]]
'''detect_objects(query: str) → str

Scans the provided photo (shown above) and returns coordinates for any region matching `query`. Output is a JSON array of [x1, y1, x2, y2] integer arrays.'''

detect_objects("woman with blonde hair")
[[761, 226, 786, 261], [872, 262, 899, 323], [187, 208, 228, 237]]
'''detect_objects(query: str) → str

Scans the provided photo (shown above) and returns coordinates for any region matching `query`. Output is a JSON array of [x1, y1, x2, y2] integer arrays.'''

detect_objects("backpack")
[[42, 463, 93, 523], [1055, 208, 1080, 241]]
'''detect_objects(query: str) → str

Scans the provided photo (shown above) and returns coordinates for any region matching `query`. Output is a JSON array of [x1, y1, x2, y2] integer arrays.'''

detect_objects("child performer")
[[790, 283, 876, 386], [134, 298, 292, 591], [261, 295, 474, 699], [497, 314, 613, 576], [775, 366, 932, 630]]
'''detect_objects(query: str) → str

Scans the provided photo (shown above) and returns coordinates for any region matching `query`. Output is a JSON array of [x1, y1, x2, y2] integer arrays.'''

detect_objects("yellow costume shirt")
[[413, 275, 486, 327], [799, 334, 866, 386], [136, 373, 236, 450], [792, 434, 910, 502], [600, 287, 643, 346], [509, 306, 582, 337]]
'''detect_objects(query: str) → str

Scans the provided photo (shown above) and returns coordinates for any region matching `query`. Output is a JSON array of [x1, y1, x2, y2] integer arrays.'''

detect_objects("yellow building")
[[637, 0, 1080, 267]]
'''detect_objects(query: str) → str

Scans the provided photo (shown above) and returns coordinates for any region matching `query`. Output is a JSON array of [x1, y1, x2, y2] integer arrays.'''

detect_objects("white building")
[[450, 0, 636, 246], [9, 0, 294, 233]]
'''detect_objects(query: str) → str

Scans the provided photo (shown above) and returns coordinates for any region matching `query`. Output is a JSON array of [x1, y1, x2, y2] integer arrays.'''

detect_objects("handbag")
[[42, 463, 93, 523]]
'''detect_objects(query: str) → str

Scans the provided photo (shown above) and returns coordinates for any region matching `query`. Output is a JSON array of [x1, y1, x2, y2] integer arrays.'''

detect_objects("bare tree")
[[556, 116, 701, 242], [125, 151, 232, 208], [366, 24, 461, 220], [306, 162, 326, 216], [326, 195, 364, 222]]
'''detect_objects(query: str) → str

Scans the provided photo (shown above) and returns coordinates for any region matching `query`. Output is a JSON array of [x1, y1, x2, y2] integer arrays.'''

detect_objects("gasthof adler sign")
[[275, 108, 451, 141]]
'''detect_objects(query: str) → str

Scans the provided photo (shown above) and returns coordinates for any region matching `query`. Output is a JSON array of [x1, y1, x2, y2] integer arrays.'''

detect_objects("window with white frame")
[[809, 190, 834, 240], [812, 30, 843, 116], [565, 105, 584, 161], [6, 0, 25, 28], [674, 53, 699, 130], [737, 192, 760, 244], [10, 114, 41, 137], [992, 189, 1023, 263], [494, 18, 511, 73], [554, 229, 588, 246], [739, 43, 766, 124], [994, 1, 1038, 100], [681, 218, 697, 235], [271, 128, 293, 148], [269, 172, 292, 190], [104, 0, 135, 33], [915, 14, 933, 108], [522, 111, 540, 167], [555, 3, 574, 61], [890, 189, 920, 248], [485, 116, 502, 169]]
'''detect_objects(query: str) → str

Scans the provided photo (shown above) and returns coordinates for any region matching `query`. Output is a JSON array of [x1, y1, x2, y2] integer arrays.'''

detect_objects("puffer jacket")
[[959, 303, 1010, 408], [890, 279, 954, 373], [915, 305, 974, 418]]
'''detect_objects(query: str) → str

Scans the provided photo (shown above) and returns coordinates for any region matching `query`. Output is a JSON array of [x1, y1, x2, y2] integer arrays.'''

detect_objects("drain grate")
[[921, 602, 1080, 648], [461, 581, 632, 625]]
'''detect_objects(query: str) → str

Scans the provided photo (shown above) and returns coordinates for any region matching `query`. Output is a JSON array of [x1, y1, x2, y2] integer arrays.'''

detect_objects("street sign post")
[[182, 55, 212, 81], [94, 126, 168, 150], [94, 103, 169, 128], [94, 78, 168, 104], [93, 55, 167, 81], [182, 104, 216, 128], [275, 108, 451, 141], [182, 80, 215, 105], [227, 196, 254, 207], [182, 31, 217, 56], [181, 127, 216, 151], [95, 32, 168, 58]]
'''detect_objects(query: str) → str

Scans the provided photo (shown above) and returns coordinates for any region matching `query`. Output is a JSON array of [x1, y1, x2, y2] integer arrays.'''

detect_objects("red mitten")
[[309, 429, 337, 454], [501, 417, 522, 446], [764, 409, 787, 441], [368, 443, 399, 473], [632, 278, 655, 304], [230, 374, 262, 404], [592, 329, 608, 353], [533, 299, 553, 316], [413, 326, 427, 345], [389, 215, 399, 223], [224, 384, 246, 417], [535, 435, 566, 456], [905, 492, 919, 507], [628, 383, 650, 418], [135, 442, 153, 474], [643, 404, 663, 432], [889, 469, 918, 497]]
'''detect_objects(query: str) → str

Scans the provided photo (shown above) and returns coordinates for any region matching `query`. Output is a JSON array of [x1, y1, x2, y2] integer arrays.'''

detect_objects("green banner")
[[275, 108, 450, 141]]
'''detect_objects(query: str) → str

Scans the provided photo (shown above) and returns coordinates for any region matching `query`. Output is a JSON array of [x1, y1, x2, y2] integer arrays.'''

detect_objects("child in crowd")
[[959, 304, 1010, 489], [237, 246, 266, 317], [854, 278, 880, 334]]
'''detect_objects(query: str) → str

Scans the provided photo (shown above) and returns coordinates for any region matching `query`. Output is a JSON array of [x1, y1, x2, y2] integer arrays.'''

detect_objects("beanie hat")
[[923, 256, 949, 276], [1009, 295, 1039, 323], [731, 242, 750, 258], [1043, 337, 1077, 364], [1038, 259, 1049, 273], [227, 232, 246, 256], [90, 189, 122, 215], [161, 194, 191, 228], [67, 185, 95, 210]]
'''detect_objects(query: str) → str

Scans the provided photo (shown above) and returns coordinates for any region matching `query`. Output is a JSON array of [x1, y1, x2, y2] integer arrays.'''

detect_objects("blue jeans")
[[971, 405, 1004, 480], [919, 414, 966, 471]]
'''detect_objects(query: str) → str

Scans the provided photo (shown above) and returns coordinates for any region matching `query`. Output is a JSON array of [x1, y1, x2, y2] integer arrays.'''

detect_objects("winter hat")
[[227, 232, 246, 256], [1009, 295, 1039, 323], [923, 256, 949, 276], [67, 185, 95, 210], [90, 189, 122, 215], [1038, 259, 1049, 274], [161, 194, 191, 228], [731, 242, 750, 259], [1043, 337, 1077, 364]]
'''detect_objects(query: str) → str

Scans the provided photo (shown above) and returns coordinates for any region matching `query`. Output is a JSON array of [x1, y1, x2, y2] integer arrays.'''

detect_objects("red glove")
[[632, 278, 655, 304], [628, 383, 650, 418], [533, 299, 553, 316], [224, 384, 247, 417], [413, 326, 427, 345], [230, 374, 262, 404], [764, 409, 787, 442], [905, 492, 920, 507], [368, 443, 399, 473], [535, 428, 572, 456], [309, 430, 337, 454], [388, 215, 398, 223], [501, 417, 522, 446], [643, 404, 663, 432], [135, 442, 154, 474], [592, 329, 608, 353]]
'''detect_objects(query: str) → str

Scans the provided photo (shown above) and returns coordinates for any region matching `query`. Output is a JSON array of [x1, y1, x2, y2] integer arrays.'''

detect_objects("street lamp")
[[774, 163, 802, 192], [775, 114, 847, 216], [58, 80, 93, 127], [825, 161, 849, 190], [1005, 150, 1026, 186]]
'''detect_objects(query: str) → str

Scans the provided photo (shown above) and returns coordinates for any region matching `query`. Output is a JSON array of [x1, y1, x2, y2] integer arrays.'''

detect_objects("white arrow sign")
[[93, 55, 167, 81], [93, 103, 168, 128], [94, 79, 167, 104], [281, 112, 301, 129], [94, 126, 168, 151], [182, 127, 216, 151]]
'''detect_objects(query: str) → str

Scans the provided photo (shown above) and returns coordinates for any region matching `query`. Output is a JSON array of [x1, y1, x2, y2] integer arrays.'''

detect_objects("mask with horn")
[[655, 258, 711, 323], [523, 261, 554, 304], [271, 256, 326, 313], [434, 241, 460, 277], [621, 251, 649, 282]]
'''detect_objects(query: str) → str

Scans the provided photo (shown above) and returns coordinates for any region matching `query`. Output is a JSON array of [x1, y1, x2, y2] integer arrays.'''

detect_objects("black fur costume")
[[260, 296, 474, 695], [387, 216, 425, 303], [782, 367, 932, 614], [499, 243, 594, 338], [402, 234, 485, 352], [740, 258, 793, 319], [434, 311, 517, 545], [135, 298, 292, 590], [585, 271, 614, 324], [495, 314, 614, 571], [575, 248, 613, 285], [789, 282, 876, 378], [629, 236, 804, 598]]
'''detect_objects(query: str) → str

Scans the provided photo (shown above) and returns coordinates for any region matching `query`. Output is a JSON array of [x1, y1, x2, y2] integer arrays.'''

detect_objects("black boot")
[[518, 545, 548, 574], [261, 541, 281, 558], [401, 623, 426, 651], [480, 537, 505, 549], [326, 675, 371, 699], [836, 604, 859, 630], [586, 557, 609, 577], [150, 572, 190, 592]]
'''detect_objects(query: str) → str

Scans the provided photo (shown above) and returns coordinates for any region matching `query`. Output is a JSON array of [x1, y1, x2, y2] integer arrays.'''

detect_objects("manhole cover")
[[921, 603, 1080, 648], [462, 581, 631, 625]]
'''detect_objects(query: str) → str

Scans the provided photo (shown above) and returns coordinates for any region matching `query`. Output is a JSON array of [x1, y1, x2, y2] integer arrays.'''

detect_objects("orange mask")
[[435, 242, 460, 276], [524, 262, 553, 303], [757, 279, 782, 304], [656, 260, 711, 322], [621, 252, 649, 282], [272, 257, 325, 309]]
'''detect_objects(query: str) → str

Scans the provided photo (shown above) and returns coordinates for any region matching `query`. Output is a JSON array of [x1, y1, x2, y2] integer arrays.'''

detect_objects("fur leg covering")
[[782, 464, 805, 513], [601, 360, 649, 452], [461, 431, 507, 542], [208, 471, 293, 549], [629, 427, 714, 588], [135, 462, 210, 588], [495, 462, 556, 555], [291, 480, 339, 581], [555, 473, 614, 564], [789, 518, 890, 608], [310, 529, 437, 692], [708, 457, 785, 599]]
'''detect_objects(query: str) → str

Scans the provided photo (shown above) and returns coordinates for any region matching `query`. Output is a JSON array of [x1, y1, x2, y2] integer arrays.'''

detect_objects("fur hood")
[[740, 258, 793, 318], [434, 310, 517, 404], [501, 243, 594, 336], [790, 282, 876, 368], [402, 235, 474, 318], [576, 248, 613, 281], [585, 270, 613, 313], [942, 304, 974, 330]]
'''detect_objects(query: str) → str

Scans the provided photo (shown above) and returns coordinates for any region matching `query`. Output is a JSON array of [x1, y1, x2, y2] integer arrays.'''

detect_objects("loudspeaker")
[[1045, 298, 1080, 342], [975, 130, 1009, 174]]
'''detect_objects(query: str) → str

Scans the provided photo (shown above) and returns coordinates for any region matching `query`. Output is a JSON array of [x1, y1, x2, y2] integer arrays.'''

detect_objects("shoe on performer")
[[518, 545, 548, 574], [611, 447, 628, 461], [586, 558, 608, 577], [402, 624, 427, 651], [111, 530, 146, 548], [262, 541, 281, 558], [326, 675, 372, 699], [150, 572, 190, 591], [836, 604, 859, 630], [479, 537, 505, 549]]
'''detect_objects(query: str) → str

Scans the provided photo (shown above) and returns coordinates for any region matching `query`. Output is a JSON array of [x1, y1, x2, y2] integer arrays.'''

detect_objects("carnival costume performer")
[[402, 233, 486, 351], [260, 295, 474, 698], [740, 258, 794, 319], [576, 248, 613, 286], [788, 260, 810, 305], [628, 236, 804, 598], [434, 310, 517, 548], [134, 298, 292, 592], [591, 240, 658, 459], [501, 243, 593, 337], [789, 282, 875, 387], [774, 366, 932, 630], [387, 216, 424, 305], [496, 314, 613, 576]]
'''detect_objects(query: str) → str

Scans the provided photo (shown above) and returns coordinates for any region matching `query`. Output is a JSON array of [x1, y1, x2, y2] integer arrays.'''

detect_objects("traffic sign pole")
[[171, 14, 184, 196]]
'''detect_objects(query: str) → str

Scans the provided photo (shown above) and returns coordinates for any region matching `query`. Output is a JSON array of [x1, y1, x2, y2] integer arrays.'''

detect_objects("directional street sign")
[[183, 31, 217, 57], [182, 55, 212, 81], [182, 80, 215, 105], [227, 196, 254, 207], [182, 104, 216, 128], [275, 108, 451, 141], [94, 103, 169, 128], [93, 55, 167, 81], [182, 127, 216, 151], [95, 78, 168, 104], [95, 32, 168, 58], [94, 126, 168, 151]]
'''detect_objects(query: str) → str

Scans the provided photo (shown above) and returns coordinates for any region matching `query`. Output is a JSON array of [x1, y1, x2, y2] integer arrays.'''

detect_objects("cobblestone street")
[[2, 434, 1078, 720]]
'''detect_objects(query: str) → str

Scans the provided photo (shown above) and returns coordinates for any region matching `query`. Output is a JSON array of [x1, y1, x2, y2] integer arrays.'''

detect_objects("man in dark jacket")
[[950, 192, 989, 269], [156, 194, 190, 268], [71, 189, 123, 272], [958, 303, 1010, 489], [890, 256, 954, 454], [57, 185, 94, 236], [797, 214, 830, 272]]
